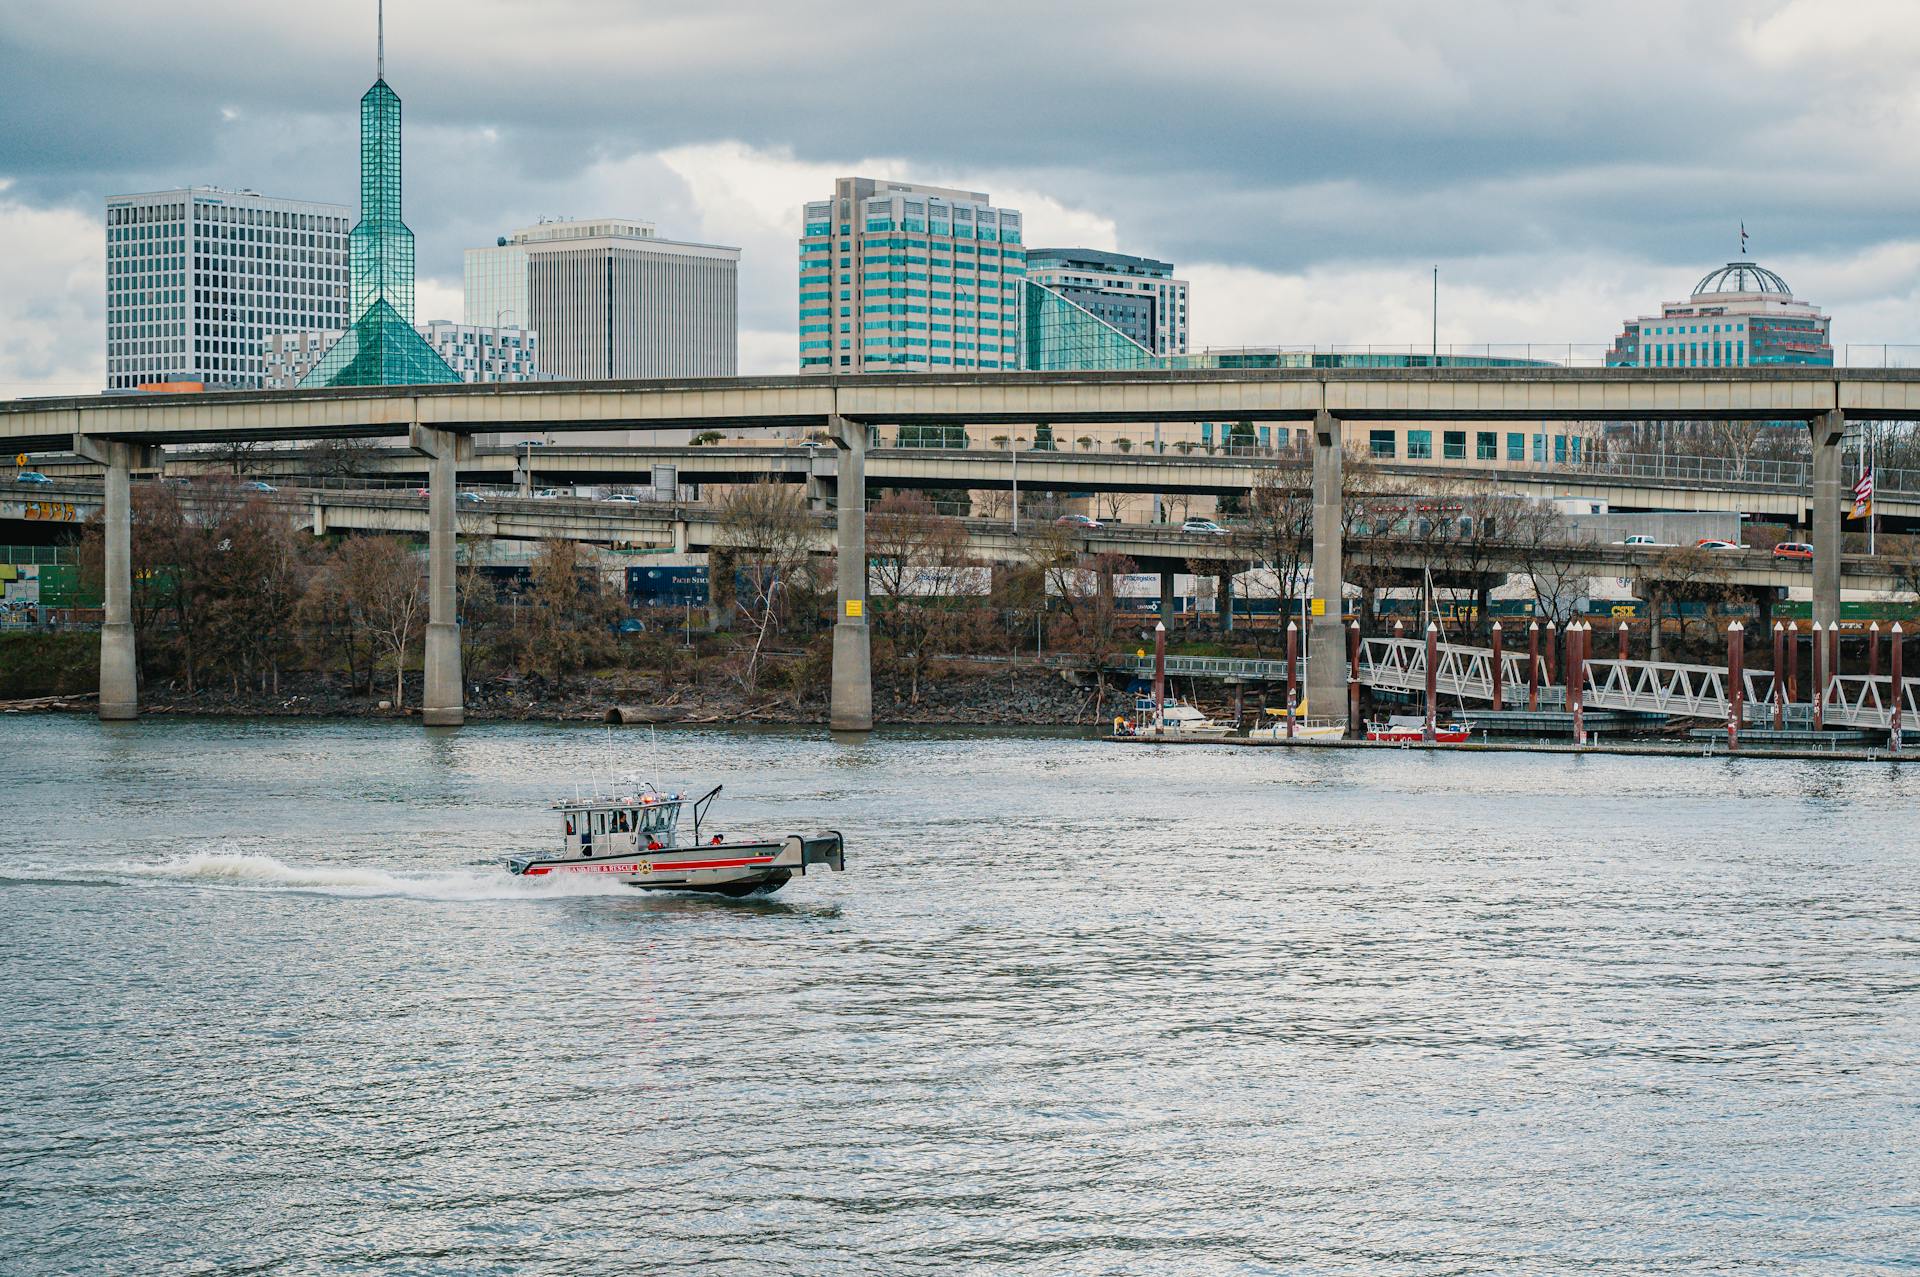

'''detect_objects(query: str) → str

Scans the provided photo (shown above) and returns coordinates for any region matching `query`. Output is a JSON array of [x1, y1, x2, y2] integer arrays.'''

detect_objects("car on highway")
[[412, 487, 430, 498], [1617, 535, 1668, 547], [532, 488, 564, 500], [1772, 541, 1814, 560], [1182, 517, 1230, 536], [1696, 538, 1743, 551], [14, 471, 53, 485], [1055, 513, 1104, 530], [458, 491, 485, 505], [245, 480, 278, 493], [605, 493, 644, 504]]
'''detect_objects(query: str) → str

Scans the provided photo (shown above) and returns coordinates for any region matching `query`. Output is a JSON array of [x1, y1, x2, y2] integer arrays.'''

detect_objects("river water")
[[1, 717, 1916, 1275]]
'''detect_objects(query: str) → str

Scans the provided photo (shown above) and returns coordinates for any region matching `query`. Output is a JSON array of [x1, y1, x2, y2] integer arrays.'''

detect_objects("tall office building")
[[464, 219, 739, 380], [104, 187, 351, 390], [799, 178, 1024, 372], [1026, 248, 1188, 356], [300, 7, 459, 388], [1606, 257, 1832, 368]]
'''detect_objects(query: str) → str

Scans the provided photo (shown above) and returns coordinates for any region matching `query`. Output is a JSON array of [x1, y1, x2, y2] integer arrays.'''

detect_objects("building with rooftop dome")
[[1606, 258, 1831, 369]]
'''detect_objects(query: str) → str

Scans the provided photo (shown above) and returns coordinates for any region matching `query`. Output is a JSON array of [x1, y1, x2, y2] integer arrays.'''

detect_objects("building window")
[[1443, 430, 1466, 461], [1369, 429, 1396, 459], [1532, 434, 1546, 463], [1554, 435, 1568, 465], [1476, 431, 1497, 461], [1407, 430, 1432, 459]]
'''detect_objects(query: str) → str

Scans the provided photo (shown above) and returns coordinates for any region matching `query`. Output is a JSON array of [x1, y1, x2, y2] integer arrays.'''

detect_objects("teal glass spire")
[[351, 78, 414, 325], [302, 6, 457, 389]]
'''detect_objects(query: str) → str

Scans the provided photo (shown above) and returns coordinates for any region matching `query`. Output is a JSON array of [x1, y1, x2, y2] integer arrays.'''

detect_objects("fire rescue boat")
[[506, 783, 844, 897]]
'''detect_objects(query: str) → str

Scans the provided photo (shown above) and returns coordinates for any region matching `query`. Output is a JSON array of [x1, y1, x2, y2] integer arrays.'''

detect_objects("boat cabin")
[[555, 791, 685, 858]]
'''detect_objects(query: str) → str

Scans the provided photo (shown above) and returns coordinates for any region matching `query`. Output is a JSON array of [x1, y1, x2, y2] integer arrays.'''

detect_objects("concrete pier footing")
[[74, 435, 152, 721], [828, 415, 873, 732], [1307, 409, 1346, 714], [1811, 409, 1844, 630], [413, 425, 471, 727]]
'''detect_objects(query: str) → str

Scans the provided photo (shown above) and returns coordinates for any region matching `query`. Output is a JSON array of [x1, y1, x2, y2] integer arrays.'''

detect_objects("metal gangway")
[[1364, 637, 1920, 730], [1357, 637, 1551, 704]]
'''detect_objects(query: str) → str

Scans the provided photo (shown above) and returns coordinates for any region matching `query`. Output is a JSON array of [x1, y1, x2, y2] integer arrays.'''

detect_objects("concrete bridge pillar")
[[1219, 568, 1235, 632], [1811, 409, 1845, 630], [74, 435, 154, 721], [1159, 570, 1176, 625], [412, 425, 472, 727], [829, 415, 872, 732], [1307, 409, 1346, 713]]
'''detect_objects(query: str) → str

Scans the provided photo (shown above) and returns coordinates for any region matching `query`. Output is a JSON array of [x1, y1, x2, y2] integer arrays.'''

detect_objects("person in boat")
[[647, 836, 664, 851], [711, 834, 724, 846]]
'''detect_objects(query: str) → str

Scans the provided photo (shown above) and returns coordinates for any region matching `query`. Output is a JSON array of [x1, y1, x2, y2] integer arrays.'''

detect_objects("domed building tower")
[[1606, 255, 1831, 368]]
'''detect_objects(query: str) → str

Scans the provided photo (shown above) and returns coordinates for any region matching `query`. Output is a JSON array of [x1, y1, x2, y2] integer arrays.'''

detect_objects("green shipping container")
[[36, 565, 101, 609]]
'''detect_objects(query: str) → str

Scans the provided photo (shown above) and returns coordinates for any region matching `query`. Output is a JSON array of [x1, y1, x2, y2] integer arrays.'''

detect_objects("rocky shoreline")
[[18, 662, 1111, 727]]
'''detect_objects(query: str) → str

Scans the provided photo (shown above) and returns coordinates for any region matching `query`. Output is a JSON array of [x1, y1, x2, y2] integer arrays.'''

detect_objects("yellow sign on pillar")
[[846, 600, 863, 618], [1310, 598, 1327, 616]]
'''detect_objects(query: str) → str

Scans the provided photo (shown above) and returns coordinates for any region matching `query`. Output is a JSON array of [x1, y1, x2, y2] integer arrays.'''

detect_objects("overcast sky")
[[5, 0, 1920, 395]]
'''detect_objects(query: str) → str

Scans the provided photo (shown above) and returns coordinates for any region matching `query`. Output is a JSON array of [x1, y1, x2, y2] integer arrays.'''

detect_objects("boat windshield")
[[561, 802, 682, 837]]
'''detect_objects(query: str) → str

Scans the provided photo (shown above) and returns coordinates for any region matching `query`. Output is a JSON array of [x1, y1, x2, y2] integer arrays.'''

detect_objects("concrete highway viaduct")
[[7, 367, 1917, 730]]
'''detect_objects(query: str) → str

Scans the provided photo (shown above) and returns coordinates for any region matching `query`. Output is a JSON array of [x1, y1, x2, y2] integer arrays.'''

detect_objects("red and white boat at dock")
[[1365, 715, 1472, 744]]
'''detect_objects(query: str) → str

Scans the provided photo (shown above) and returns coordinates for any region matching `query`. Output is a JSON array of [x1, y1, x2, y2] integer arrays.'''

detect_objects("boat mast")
[[1152, 621, 1167, 731]]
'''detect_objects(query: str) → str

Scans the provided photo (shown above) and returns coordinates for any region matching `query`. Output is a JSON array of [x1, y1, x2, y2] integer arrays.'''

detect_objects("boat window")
[[564, 814, 576, 836], [594, 811, 608, 835]]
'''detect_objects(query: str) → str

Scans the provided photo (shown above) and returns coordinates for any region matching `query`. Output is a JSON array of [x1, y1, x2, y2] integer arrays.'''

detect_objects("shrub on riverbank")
[[0, 632, 98, 699]]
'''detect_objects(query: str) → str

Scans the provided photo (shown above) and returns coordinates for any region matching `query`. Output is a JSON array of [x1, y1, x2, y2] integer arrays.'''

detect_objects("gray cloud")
[[4, 0, 1920, 389]]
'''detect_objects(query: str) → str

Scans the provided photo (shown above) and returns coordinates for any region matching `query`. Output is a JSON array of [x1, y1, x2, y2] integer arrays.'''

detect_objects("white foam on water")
[[51, 852, 637, 901]]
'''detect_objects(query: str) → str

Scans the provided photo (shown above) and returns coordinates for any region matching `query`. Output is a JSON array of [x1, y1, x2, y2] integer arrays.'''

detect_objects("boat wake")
[[16, 852, 636, 901]]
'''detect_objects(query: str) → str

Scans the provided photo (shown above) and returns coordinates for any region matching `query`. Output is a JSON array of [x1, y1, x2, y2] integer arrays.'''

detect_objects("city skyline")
[[6, 0, 1920, 394]]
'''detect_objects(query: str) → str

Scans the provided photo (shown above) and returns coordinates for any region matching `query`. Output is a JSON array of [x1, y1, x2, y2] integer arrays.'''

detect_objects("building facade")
[[419, 321, 541, 383], [1026, 248, 1187, 356], [462, 237, 527, 330], [465, 219, 738, 380], [1606, 260, 1832, 368], [104, 187, 351, 390], [263, 329, 344, 389], [799, 178, 1024, 372]]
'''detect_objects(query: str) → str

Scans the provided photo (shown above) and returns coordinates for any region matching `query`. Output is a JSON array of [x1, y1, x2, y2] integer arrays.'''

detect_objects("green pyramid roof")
[[299, 299, 461, 389]]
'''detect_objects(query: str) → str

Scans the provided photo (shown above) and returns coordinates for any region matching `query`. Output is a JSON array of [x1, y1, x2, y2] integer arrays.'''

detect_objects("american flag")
[[1852, 466, 1874, 519]]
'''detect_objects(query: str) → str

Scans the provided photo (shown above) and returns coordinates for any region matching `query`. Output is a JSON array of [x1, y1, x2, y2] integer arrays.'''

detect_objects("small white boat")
[[506, 783, 843, 897], [1123, 695, 1234, 739], [1248, 704, 1347, 741]]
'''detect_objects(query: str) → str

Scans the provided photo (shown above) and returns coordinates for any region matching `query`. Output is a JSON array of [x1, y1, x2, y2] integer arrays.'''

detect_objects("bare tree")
[[713, 482, 820, 692], [1504, 498, 1583, 626], [308, 436, 384, 482], [1233, 452, 1313, 606], [337, 536, 426, 708], [1646, 546, 1737, 651], [868, 492, 973, 701]]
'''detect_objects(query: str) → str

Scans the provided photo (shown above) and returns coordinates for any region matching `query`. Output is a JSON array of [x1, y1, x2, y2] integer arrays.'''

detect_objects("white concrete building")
[[262, 329, 344, 389], [799, 178, 1024, 372], [463, 219, 738, 380], [419, 321, 542, 384], [105, 187, 351, 390]]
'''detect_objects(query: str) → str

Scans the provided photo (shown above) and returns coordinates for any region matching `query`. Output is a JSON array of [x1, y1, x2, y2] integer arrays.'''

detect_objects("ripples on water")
[[2, 717, 1917, 1274]]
